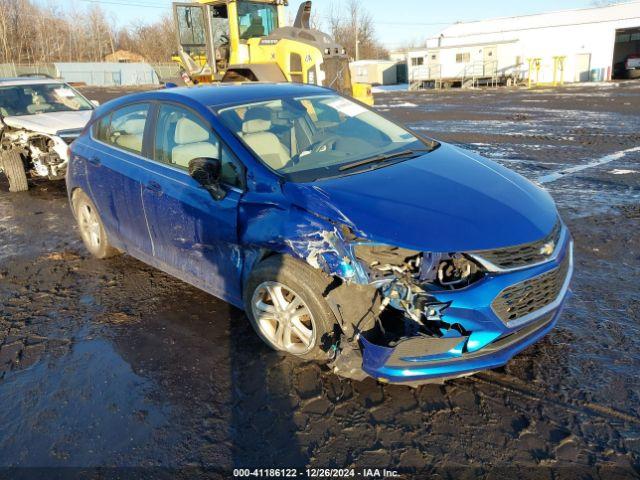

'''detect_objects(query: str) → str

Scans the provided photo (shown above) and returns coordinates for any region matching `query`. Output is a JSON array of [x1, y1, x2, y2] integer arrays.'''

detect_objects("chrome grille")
[[473, 221, 562, 270], [492, 250, 570, 324]]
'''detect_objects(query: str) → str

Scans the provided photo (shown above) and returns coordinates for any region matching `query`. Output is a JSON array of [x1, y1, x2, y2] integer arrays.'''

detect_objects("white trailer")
[[407, 1, 640, 89]]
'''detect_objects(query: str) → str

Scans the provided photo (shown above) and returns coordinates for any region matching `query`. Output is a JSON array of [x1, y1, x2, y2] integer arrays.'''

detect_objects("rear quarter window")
[[93, 103, 150, 155]]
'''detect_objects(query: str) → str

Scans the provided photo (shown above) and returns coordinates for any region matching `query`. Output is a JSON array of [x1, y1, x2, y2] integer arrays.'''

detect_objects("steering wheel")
[[219, 34, 229, 45], [309, 135, 340, 154]]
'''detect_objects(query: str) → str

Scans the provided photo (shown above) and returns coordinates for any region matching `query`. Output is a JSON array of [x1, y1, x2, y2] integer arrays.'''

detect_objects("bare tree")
[[326, 0, 388, 60]]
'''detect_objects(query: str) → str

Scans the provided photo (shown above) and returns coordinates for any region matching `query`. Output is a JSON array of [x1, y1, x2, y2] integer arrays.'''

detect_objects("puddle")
[[0, 333, 177, 466]]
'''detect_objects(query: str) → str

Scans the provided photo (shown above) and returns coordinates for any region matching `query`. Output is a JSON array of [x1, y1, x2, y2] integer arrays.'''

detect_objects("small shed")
[[350, 60, 398, 85], [104, 50, 146, 63]]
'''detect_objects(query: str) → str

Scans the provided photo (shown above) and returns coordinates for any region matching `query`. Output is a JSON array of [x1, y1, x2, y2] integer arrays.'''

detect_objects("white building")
[[407, 1, 640, 87], [350, 60, 399, 85]]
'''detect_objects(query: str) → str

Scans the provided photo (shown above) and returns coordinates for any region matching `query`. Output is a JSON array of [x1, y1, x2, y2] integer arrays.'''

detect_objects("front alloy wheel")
[[251, 281, 316, 355], [244, 255, 339, 362]]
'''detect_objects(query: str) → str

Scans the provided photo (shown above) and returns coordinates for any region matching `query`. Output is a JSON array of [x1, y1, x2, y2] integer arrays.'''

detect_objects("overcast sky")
[[50, 0, 604, 49]]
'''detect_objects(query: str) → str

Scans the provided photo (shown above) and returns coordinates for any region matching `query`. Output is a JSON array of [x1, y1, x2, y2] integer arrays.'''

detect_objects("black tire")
[[627, 69, 640, 80], [1, 150, 28, 192], [72, 189, 119, 259], [244, 255, 339, 362]]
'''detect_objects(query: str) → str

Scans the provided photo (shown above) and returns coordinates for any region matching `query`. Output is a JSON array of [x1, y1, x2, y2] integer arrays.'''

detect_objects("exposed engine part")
[[353, 244, 422, 282], [435, 254, 482, 289], [353, 244, 482, 290], [0, 127, 71, 180], [346, 243, 485, 349]]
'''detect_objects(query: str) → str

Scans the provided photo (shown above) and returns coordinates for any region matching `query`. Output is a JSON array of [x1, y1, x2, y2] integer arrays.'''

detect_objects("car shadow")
[[102, 243, 309, 473]]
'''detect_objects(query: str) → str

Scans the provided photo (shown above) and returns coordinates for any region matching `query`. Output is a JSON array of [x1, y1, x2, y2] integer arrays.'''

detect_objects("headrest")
[[121, 118, 146, 135], [175, 117, 210, 144], [242, 107, 272, 134]]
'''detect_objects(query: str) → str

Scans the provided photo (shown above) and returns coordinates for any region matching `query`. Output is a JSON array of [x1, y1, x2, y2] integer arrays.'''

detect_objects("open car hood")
[[284, 143, 559, 252], [3, 110, 92, 135]]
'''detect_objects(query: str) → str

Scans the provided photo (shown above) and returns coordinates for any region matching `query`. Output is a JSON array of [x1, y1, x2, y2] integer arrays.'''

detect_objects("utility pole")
[[354, 4, 359, 61]]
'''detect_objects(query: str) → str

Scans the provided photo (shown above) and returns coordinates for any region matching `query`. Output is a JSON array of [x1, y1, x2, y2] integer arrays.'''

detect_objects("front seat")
[[241, 107, 290, 170], [171, 117, 218, 169]]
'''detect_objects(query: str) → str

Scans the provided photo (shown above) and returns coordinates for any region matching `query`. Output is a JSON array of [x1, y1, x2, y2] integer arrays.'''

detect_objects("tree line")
[[0, 0, 176, 64], [0, 0, 388, 65]]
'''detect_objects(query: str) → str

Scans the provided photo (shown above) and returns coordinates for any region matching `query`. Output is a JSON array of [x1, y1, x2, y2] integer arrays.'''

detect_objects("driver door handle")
[[87, 157, 101, 166], [145, 180, 162, 194]]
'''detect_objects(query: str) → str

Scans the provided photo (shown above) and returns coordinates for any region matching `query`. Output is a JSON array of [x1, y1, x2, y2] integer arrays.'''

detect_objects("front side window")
[[237, 1, 278, 40], [95, 103, 149, 154], [0, 83, 93, 117], [217, 95, 435, 182], [154, 104, 243, 188]]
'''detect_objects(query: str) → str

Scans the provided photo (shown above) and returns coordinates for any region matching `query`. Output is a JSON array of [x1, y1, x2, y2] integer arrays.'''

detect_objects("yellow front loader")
[[172, 0, 373, 105]]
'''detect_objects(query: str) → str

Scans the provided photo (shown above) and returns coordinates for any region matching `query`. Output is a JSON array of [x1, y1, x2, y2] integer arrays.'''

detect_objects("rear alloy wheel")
[[1, 149, 28, 192], [72, 190, 118, 259]]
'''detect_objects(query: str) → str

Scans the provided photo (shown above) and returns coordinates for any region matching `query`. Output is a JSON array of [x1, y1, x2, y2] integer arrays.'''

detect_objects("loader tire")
[[1, 150, 28, 192]]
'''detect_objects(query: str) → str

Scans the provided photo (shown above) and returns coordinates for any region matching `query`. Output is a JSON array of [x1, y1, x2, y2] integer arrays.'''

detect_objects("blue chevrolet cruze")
[[67, 83, 573, 385]]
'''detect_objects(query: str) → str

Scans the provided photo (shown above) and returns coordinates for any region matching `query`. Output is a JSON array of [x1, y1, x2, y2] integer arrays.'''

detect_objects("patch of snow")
[[371, 84, 409, 93], [538, 146, 640, 184], [609, 169, 637, 175]]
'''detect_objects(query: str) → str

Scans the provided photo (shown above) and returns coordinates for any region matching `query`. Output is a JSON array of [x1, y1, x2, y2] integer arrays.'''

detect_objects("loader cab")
[[173, 0, 287, 78]]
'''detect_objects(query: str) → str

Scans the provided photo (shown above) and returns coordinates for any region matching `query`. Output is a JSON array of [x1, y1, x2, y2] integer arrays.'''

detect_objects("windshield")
[[217, 94, 436, 182], [0, 83, 93, 117], [237, 1, 278, 40]]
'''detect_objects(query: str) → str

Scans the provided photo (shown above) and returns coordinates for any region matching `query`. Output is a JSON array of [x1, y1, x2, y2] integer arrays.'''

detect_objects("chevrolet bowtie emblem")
[[540, 241, 555, 256]]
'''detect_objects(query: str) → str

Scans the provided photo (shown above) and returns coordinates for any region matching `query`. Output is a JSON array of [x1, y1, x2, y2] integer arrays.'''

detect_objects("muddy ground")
[[0, 82, 639, 478]]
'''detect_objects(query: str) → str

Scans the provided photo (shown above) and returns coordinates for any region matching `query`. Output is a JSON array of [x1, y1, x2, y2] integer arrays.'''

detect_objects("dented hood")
[[284, 143, 558, 252], [3, 110, 92, 135]]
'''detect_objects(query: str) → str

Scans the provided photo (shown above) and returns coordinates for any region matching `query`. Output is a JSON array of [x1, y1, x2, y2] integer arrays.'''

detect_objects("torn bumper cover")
[[357, 233, 573, 385]]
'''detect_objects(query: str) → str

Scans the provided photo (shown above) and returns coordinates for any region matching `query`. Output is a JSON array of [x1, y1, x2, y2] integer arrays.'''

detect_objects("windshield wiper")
[[338, 149, 429, 172]]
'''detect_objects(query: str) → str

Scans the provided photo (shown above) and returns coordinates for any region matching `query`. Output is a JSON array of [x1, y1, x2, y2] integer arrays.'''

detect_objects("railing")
[[409, 60, 501, 90], [461, 60, 499, 88], [408, 63, 442, 90]]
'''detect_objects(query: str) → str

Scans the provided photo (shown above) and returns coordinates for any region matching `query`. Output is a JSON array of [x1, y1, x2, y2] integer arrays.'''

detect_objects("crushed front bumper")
[[358, 231, 574, 386]]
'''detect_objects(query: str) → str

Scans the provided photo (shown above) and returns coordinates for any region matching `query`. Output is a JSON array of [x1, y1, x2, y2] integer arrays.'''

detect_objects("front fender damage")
[[0, 125, 69, 179], [239, 196, 485, 384]]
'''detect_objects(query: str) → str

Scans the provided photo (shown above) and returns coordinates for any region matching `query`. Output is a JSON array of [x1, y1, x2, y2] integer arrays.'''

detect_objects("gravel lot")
[[1, 82, 639, 478]]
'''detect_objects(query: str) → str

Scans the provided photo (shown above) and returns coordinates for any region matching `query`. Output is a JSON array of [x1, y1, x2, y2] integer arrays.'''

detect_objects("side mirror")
[[91, 100, 100, 107], [188, 157, 226, 201]]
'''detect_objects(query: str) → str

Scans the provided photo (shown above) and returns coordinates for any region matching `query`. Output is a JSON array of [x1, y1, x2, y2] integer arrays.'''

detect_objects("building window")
[[456, 52, 470, 63], [411, 57, 424, 66]]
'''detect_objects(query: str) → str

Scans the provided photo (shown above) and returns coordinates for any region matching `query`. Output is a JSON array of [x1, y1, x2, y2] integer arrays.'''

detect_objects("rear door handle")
[[145, 180, 162, 193], [87, 157, 101, 166]]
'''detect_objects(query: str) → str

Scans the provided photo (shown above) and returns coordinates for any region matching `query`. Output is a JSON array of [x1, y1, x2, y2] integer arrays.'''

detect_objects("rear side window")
[[153, 104, 243, 188], [93, 103, 150, 155]]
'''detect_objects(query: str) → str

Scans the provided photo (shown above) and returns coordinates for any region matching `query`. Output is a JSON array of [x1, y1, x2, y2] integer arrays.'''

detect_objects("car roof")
[[0, 78, 65, 87], [125, 82, 336, 109]]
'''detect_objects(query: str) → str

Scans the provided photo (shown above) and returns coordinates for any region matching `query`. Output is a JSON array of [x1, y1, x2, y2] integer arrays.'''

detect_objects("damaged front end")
[[314, 223, 574, 386], [0, 125, 75, 180]]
